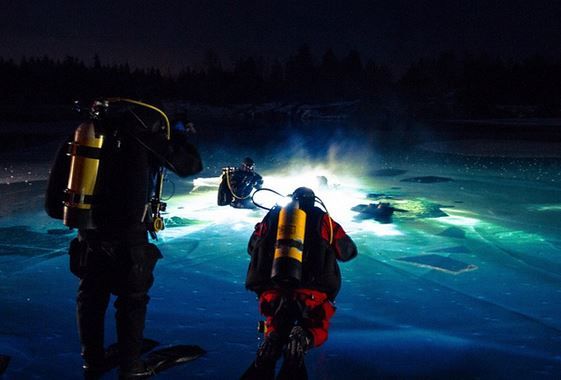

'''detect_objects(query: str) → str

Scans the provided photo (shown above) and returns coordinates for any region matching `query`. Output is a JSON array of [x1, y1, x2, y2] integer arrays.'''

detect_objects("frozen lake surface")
[[1, 120, 561, 379]]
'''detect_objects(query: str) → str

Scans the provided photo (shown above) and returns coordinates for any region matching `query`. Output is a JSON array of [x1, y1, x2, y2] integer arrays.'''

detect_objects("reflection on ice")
[[530, 203, 561, 212], [435, 213, 480, 228], [349, 220, 403, 237]]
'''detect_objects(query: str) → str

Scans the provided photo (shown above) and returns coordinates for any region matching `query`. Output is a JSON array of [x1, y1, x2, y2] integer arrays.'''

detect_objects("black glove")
[[284, 326, 311, 368], [255, 332, 282, 368]]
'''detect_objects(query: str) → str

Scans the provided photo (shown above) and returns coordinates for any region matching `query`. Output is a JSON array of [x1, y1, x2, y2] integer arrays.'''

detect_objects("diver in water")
[[241, 187, 357, 379], [218, 157, 263, 209], [45, 99, 202, 379]]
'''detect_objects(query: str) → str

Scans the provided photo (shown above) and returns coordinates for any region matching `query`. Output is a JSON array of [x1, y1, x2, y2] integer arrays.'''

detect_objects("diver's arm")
[[113, 103, 201, 177], [335, 233, 358, 262], [247, 209, 277, 255], [254, 173, 264, 189], [133, 129, 203, 177], [247, 220, 268, 255], [322, 215, 357, 262], [163, 132, 203, 177]]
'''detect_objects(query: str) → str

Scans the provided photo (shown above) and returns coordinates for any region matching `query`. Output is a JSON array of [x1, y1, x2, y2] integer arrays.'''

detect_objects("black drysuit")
[[217, 168, 263, 208], [45, 105, 202, 371]]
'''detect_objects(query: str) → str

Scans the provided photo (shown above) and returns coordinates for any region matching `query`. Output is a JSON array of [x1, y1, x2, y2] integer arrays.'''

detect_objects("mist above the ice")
[[262, 124, 380, 177], [186, 124, 385, 228]]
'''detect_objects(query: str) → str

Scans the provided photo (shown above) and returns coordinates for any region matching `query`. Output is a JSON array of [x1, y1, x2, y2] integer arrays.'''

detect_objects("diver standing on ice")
[[241, 187, 357, 379], [217, 157, 263, 208], [45, 99, 203, 378]]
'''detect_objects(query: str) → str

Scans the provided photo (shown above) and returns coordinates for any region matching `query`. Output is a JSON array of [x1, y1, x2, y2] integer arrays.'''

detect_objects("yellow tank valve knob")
[[153, 217, 164, 232]]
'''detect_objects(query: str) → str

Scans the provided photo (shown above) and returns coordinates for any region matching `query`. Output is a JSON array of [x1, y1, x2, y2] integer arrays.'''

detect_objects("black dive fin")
[[0, 355, 10, 375], [143, 345, 205, 374]]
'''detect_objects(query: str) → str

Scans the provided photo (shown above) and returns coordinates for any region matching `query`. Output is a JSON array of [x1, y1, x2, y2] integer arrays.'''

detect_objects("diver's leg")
[[241, 290, 290, 379], [296, 289, 336, 348], [114, 243, 161, 377], [77, 267, 111, 372]]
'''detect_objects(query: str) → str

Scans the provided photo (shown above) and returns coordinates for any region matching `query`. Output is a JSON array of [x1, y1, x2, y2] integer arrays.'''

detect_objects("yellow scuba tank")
[[62, 121, 104, 229], [271, 200, 306, 286]]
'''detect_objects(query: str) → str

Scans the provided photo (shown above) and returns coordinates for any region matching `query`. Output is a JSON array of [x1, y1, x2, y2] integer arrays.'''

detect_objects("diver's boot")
[[118, 360, 155, 379], [82, 360, 109, 379], [240, 332, 282, 380], [256, 332, 283, 366], [286, 326, 312, 365], [82, 347, 110, 379], [277, 326, 312, 380], [115, 292, 151, 379]]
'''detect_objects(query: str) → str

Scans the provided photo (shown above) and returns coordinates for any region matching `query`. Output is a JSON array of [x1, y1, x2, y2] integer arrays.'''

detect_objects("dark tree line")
[[0, 55, 173, 106], [1, 46, 560, 119], [400, 52, 561, 117], [172, 45, 394, 105]]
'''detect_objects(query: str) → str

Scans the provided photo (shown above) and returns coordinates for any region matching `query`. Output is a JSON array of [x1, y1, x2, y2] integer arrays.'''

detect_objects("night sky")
[[1, 0, 561, 73]]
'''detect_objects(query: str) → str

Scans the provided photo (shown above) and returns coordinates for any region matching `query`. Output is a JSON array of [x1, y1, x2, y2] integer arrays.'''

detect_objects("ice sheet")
[[1, 121, 561, 379]]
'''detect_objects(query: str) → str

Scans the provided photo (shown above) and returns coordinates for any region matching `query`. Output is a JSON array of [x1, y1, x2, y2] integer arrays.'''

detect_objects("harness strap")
[[67, 142, 102, 159]]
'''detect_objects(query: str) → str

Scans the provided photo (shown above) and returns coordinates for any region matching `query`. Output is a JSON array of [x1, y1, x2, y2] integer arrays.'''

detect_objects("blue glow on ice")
[[2, 128, 561, 379]]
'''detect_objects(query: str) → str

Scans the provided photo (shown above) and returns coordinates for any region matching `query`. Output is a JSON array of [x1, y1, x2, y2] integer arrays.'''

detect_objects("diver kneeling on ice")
[[45, 99, 203, 379], [218, 157, 263, 209], [241, 187, 357, 379]]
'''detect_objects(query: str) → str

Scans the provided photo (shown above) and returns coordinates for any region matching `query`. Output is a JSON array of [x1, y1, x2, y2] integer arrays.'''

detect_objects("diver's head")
[[171, 111, 196, 133], [241, 157, 255, 171], [291, 187, 315, 210]]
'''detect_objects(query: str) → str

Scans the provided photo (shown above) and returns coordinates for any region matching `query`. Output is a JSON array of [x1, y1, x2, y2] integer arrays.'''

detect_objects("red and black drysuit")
[[243, 205, 357, 379]]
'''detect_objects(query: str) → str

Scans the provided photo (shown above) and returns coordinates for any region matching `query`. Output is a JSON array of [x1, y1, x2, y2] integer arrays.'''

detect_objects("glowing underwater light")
[[161, 165, 512, 242], [167, 166, 502, 243], [165, 167, 384, 240]]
